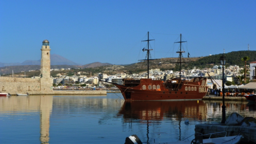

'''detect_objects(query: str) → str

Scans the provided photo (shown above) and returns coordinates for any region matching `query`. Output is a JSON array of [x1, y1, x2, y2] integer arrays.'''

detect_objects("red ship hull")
[[113, 78, 208, 101]]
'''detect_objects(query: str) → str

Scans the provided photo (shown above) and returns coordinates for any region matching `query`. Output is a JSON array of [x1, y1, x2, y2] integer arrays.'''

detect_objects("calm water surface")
[[0, 93, 256, 144]]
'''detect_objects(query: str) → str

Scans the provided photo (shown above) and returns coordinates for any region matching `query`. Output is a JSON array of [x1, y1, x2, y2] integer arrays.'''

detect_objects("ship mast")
[[142, 31, 154, 79], [175, 34, 186, 79]]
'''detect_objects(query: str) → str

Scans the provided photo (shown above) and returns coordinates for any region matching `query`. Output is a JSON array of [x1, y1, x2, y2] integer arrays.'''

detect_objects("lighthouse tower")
[[40, 40, 52, 91]]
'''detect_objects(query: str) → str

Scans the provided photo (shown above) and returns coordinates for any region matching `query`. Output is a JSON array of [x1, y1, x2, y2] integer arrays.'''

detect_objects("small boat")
[[16, 93, 29, 96], [244, 94, 256, 102], [202, 135, 243, 144], [193, 131, 243, 144], [0, 93, 11, 97]]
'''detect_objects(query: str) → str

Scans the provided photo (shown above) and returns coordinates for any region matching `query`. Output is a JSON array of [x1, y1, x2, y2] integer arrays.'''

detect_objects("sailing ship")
[[112, 32, 208, 101]]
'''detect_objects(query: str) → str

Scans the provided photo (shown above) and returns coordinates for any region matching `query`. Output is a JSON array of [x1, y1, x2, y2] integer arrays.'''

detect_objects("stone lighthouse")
[[40, 40, 52, 92]]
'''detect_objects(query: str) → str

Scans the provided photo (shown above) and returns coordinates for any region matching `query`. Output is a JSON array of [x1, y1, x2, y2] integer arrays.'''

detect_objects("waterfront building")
[[250, 61, 256, 81]]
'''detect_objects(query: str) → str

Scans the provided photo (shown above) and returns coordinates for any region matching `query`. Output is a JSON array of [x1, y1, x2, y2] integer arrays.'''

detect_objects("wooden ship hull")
[[113, 77, 208, 101]]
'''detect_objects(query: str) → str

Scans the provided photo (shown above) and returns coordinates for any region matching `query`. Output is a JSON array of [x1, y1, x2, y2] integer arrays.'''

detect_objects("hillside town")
[[50, 61, 256, 91]]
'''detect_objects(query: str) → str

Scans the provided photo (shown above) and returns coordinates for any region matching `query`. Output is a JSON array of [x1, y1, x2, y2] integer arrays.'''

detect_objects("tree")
[[241, 56, 250, 84], [225, 81, 232, 86]]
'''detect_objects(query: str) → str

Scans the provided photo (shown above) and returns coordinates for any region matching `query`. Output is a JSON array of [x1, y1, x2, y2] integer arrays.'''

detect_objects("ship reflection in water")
[[118, 101, 207, 122], [118, 101, 207, 143], [0, 94, 256, 144], [118, 100, 256, 143]]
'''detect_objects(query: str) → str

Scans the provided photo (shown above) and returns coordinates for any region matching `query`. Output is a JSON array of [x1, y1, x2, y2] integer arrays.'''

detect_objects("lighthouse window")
[[47, 52, 49, 55]]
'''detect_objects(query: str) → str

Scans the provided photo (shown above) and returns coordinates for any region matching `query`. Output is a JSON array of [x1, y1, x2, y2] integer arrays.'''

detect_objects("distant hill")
[[120, 57, 201, 73], [1, 50, 255, 76], [0, 62, 21, 67], [50, 54, 79, 65], [21, 60, 41, 65], [0, 62, 112, 75], [0, 54, 79, 67], [186, 50, 256, 69], [116, 51, 256, 73], [81, 62, 112, 68], [0, 65, 79, 75]]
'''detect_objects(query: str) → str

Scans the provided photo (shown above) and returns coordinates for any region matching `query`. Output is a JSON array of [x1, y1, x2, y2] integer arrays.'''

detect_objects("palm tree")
[[241, 56, 250, 84]]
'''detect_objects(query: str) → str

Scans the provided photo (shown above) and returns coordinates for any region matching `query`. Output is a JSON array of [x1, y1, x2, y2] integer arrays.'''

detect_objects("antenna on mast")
[[142, 31, 154, 79]]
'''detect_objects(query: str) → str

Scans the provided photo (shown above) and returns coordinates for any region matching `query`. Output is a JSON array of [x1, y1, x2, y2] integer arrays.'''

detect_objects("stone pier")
[[28, 90, 107, 95]]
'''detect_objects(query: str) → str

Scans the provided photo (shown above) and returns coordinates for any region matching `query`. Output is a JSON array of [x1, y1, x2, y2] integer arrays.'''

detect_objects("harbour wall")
[[0, 77, 107, 96], [29, 90, 107, 95], [0, 77, 41, 93]]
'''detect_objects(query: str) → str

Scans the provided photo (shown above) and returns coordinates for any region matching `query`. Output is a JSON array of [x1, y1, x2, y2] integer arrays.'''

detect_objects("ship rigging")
[[111, 32, 208, 101]]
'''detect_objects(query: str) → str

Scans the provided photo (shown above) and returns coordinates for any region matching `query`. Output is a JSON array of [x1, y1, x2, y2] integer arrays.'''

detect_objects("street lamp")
[[220, 55, 226, 124]]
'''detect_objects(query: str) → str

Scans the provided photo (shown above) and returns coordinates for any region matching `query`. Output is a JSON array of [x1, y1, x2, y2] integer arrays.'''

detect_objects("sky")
[[0, 0, 255, 65]]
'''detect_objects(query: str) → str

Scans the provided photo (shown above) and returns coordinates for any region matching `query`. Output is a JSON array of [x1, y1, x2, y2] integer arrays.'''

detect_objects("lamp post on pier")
[[220, 55, 226, 124]]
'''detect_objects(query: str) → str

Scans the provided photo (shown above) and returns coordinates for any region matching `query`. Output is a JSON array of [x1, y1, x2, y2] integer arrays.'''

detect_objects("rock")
[[241, 117, 256, 127], [225, 112, 244, 125]]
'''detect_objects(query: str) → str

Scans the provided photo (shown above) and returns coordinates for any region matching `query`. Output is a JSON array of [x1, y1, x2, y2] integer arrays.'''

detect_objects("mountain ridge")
[[0, 54, 79, 67], [1, 50, 255, 75]]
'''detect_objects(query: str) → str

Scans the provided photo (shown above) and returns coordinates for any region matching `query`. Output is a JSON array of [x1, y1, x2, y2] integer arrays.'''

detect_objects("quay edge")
[[9, 90, 107, 96], [202, 95, 247, 101]]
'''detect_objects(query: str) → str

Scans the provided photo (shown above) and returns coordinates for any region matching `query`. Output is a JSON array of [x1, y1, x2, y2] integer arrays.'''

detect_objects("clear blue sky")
[[1, 0, 255, 65]]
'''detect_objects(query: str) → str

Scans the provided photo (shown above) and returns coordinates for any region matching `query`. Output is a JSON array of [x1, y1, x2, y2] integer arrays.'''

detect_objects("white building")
[[250, 61, 256, 80]]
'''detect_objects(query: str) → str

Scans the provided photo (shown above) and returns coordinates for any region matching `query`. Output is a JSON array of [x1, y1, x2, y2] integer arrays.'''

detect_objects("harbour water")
[[0, 93, 255, 144]]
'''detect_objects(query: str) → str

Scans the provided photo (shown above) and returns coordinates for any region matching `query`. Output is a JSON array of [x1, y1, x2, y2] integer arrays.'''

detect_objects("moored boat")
[[112, 32, 208, 101], [244, 94, 256, 102], [17, 93, 29, 96], [0, 93, 11, 97]]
